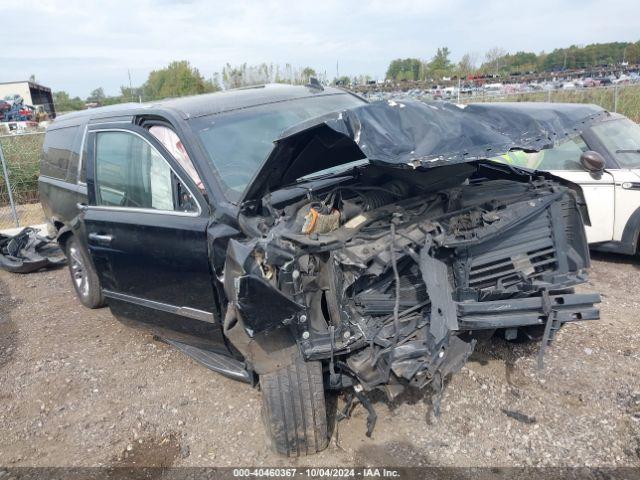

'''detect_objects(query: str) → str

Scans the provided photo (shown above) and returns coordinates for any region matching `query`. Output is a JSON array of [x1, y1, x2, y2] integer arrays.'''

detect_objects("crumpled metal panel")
[[242, 100, 609, 202]]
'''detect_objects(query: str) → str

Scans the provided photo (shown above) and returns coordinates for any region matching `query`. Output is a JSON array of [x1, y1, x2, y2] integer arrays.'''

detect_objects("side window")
[[41, 126, 79, 180], [536, 137, 588, 170], [492, 136, 588, 171], [94, 131, 198, 213], [148, 125, 203, 190]]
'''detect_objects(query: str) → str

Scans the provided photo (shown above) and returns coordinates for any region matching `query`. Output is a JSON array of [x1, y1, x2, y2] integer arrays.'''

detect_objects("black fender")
[[620, 206, 640, 254], [55, 224, 74, 248], [592, 205, 640, 255]]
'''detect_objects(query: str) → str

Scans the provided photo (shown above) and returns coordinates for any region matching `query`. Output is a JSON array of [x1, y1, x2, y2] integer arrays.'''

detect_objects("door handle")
[[88, 233, 113, 245]]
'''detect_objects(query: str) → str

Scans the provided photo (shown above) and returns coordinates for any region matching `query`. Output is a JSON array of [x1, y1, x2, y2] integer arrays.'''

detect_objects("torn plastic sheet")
[[0, 227, 66, 273], [242, 100, 609, 202]]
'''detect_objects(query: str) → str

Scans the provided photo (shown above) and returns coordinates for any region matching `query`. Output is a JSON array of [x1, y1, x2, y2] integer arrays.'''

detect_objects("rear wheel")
[[65, 236, 105, 309], [260, 356, 329, 456]]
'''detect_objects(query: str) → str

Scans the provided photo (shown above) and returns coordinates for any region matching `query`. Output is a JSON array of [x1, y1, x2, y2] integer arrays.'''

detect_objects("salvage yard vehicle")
[[493, 104, 640, 255], [39, 85, 600, 456]]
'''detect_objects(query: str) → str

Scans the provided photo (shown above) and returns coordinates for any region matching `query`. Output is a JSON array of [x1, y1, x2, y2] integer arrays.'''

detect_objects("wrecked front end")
[[221, 100, 601, 435]]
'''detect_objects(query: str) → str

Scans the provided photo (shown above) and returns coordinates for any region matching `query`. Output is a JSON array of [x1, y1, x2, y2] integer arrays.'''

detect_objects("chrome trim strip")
[[103, 290, 215, 323], [85, 204, 201, 217], [39, 175, 85, 193], [76, 124, 88, 185]]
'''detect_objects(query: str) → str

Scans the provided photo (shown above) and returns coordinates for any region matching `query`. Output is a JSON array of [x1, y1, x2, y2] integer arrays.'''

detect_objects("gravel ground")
[[0, 252, 638, 468]]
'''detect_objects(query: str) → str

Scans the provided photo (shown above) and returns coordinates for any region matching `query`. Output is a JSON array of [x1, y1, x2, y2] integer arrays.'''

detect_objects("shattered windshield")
[[591, 118, 640, 168], [189, 93, 365, 201]]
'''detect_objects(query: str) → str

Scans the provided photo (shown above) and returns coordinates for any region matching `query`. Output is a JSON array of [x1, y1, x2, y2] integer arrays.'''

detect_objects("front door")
[[498, 135, 615, 244], [82, 124, 227, 354], [549, 169, 615, 244]]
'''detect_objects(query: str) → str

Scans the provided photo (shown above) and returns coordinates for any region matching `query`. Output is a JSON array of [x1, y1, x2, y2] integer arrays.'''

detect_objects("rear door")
[[82, 124, 228, 353]]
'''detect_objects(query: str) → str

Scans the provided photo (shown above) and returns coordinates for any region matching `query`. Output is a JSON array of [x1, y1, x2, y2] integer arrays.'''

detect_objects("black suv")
[[40, 85, 600, 456]]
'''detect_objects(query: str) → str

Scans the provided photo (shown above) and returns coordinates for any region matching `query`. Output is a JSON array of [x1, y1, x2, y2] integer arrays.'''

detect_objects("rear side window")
[[94, 131, 198, 213], [41, 126, 80, 180]]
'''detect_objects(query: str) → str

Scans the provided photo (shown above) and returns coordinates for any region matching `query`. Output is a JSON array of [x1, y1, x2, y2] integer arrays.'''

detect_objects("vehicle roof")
[[463, 102, 629, 127], [50, 84, 354, 128], [463, 101, 611, 118]]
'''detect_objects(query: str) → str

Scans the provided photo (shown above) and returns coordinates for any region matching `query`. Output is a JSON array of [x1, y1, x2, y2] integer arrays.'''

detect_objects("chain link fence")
[[0, 131, 46, 230], [361, 84, 640, 123]]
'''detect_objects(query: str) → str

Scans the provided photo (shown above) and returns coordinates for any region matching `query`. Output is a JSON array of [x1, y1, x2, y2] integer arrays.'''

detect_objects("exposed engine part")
[[354, 180, 411, 211], [295, 180, 414, 236], [301, 202, 341, 235]]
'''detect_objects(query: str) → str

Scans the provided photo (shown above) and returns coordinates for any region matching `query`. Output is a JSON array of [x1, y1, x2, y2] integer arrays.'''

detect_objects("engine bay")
[[223, 160, 600, 434]]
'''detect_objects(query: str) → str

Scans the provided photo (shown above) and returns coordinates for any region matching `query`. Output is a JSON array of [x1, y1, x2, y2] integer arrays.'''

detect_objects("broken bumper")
[[457, 292, 601, 330]]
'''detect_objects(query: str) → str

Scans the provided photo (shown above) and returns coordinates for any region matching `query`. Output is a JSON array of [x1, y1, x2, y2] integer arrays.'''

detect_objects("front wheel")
[[65, 236, 105, 309], [260, 356, 329, 456]]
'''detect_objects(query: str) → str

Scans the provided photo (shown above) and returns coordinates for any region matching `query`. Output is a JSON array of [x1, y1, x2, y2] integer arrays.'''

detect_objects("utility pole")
[[0, 142, 19, 227], [336, 60, 339, 83], [127, 69, 134, 102]]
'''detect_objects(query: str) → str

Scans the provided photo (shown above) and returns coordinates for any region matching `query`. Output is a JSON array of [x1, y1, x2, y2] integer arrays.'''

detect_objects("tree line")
[[53, 60, 323, 112], [52, 40, 640, 112], [386, 40, 640, 82]]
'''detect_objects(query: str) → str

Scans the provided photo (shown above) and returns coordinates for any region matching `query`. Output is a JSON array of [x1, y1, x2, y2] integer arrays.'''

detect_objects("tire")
[[260, 356, 329, 457], [65, 236, 105, 309]]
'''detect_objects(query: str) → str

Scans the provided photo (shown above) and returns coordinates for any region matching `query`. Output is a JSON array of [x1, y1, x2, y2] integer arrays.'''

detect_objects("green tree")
[[53, 91, 85, 111], [457, 52, 478, 78], [87, 87, 106, 103], [143, 60, 219, 101], [482, 47, 507, 75], [300, 67, 317, 84], [334, 75, 352, 86], [222, 62, 273, 88], [505, 51, 538, 72], [428, 47, 453, 78], [118, 85, 143, 103], [386, 58, 422, 81], [540, 41, 638, 70]]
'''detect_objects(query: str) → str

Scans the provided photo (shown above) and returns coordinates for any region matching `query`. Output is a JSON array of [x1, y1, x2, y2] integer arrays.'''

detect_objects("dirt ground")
[[0, 252, 638, 468], [0, 203, 45, 230]]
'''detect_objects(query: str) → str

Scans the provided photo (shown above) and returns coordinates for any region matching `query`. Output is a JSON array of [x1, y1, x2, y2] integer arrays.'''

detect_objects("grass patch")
[[0, 133, 45, 206]]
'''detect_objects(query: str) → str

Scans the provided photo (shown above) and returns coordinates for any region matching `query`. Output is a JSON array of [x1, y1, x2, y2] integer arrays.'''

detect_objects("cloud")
[[3, 0, 639, 96]]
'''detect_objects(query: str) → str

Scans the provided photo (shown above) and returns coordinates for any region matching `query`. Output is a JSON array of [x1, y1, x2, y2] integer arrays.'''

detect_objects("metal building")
[[0, 81, 56, 118]]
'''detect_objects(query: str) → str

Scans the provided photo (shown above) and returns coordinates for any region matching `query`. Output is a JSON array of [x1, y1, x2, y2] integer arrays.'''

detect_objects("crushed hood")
[[241, 100, 609, 203]]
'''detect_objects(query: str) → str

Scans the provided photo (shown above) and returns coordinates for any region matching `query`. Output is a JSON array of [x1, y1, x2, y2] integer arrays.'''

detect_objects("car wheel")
[[259, 356, 329, 456], [65, 236, 105, 309]]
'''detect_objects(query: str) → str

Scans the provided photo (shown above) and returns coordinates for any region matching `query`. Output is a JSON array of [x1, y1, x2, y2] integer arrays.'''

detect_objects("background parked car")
[[493, 103, 640, 255]]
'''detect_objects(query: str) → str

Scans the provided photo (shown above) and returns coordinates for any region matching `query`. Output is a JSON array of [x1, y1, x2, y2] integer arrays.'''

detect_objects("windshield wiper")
[[615, 149, 640, 154]]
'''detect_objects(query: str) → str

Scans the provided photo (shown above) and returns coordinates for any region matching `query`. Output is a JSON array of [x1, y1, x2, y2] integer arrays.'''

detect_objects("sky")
[[2, 0, 639, 98]]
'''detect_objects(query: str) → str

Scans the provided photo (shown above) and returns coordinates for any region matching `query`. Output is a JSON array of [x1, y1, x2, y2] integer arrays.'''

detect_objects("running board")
[[163, 338, 252, 383]]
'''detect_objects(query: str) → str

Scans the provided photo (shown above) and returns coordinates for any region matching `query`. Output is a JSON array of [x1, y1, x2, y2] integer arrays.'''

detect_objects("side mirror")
[[580, 150, 605, 172]]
